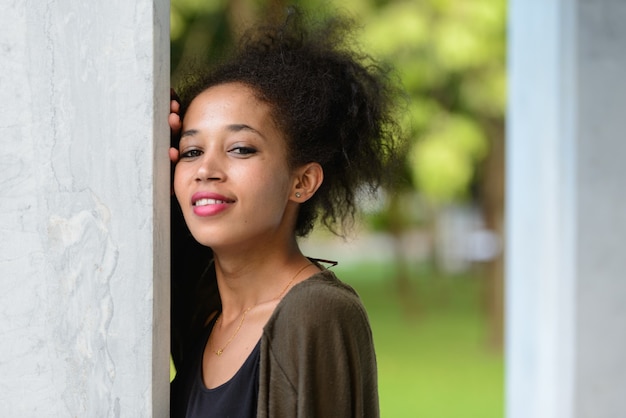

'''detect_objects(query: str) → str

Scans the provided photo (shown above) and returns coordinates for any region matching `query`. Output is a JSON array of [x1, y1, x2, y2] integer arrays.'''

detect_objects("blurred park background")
[[171, 0, 506, 416]]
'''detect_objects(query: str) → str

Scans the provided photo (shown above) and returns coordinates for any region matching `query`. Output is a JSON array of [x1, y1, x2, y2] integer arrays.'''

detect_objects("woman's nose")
[[195, 151, 224, 182]]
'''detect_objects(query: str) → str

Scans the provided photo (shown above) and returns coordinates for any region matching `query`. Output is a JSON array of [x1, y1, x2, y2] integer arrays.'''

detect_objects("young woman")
[[169, 9, 401, 418]]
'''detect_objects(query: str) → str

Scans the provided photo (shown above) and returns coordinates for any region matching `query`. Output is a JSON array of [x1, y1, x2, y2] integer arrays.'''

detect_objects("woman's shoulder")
[[288, 269, 362, 307], [265, 269, 371, 335]]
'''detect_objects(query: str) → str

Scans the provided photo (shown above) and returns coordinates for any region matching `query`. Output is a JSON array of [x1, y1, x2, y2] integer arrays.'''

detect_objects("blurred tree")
[[333, 1, 506, 346], [171, 0, 295, 85], [361, 0, 505, 346]]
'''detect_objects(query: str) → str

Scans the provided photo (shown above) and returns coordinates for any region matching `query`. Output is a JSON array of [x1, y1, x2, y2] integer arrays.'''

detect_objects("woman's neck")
[[212, 240, 314, 321]]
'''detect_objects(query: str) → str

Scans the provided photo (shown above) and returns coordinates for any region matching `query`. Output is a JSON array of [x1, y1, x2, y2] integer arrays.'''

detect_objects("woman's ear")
[[291, 162, 323, 202]]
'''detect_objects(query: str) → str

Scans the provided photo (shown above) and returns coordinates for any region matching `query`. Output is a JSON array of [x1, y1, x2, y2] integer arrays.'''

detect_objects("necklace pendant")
[[215, 349, 223, 356]]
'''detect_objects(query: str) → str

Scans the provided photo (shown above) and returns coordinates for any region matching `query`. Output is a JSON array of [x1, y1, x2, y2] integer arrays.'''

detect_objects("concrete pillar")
[[506, 1, 626, 417], [0, 1, 170, 416]]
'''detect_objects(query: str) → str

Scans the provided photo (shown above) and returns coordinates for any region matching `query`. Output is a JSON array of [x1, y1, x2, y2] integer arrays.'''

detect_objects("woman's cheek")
[[172, 167, 185, 203]]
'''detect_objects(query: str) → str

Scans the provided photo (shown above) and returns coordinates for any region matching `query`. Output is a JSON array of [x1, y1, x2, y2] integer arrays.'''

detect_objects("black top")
[[172, 316, 261, 418]]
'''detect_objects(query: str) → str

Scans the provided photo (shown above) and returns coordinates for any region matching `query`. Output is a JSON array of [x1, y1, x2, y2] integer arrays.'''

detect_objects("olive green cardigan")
[[171, 269, 379, 417], [256, 269, 379, 417]]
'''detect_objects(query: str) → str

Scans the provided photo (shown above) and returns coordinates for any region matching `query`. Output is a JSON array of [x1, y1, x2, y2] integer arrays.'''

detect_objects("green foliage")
[[352, 0, 506, 206], [411, 114, 488, 202]]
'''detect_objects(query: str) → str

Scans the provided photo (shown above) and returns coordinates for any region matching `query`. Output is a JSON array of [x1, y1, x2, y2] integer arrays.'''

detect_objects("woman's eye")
[[229, 146, 257, 156], [180, 149, 202, 159]]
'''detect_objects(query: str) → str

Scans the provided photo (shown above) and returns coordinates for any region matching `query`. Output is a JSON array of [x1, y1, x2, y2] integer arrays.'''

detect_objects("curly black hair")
[[176, 7, 402, 237]]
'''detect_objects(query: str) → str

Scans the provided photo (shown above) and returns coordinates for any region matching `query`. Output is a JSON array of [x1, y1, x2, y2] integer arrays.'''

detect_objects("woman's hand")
[[170, 88, 181, 164], [169, 147, 180, 164]]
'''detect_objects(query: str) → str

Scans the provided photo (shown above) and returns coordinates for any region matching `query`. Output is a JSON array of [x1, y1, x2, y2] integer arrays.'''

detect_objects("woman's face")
[[174, 83, 298, 251]]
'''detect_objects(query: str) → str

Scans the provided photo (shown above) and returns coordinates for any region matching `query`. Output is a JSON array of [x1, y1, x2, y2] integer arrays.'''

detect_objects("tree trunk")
[[480, 122, 505, 351]]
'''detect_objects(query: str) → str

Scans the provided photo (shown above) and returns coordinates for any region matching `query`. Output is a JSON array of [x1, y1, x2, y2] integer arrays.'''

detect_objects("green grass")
[[334, 262, 504, 418]]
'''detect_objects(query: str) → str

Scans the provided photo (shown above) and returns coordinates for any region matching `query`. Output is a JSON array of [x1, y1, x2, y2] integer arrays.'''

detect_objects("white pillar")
[[0, 1, 170, 416], [506, 1, 626, 417]]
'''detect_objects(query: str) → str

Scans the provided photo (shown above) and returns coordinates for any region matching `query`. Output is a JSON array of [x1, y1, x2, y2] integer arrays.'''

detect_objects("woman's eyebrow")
[[180, 129, 199, 139], [227, 123, 267, 140], [179, 125, 267, 142]]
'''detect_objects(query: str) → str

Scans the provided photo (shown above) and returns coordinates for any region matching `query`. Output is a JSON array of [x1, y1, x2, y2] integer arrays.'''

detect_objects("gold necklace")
[[213, 262, 313, 356]]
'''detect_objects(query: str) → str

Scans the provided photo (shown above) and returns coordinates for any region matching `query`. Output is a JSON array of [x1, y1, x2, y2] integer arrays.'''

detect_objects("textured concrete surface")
[[507, 1, 626, 417], [0, 1, 170, 416]]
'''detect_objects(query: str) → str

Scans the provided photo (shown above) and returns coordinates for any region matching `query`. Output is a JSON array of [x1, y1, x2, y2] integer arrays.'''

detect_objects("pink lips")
[[191, 192, 234, 217]]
